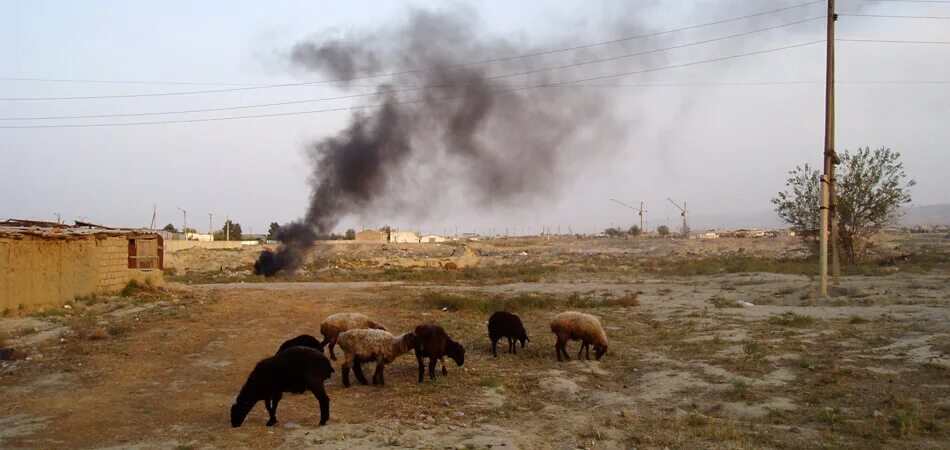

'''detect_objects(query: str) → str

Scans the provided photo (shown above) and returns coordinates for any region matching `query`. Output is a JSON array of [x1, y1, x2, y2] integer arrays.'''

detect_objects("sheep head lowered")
[[446, 340, 466, 366]]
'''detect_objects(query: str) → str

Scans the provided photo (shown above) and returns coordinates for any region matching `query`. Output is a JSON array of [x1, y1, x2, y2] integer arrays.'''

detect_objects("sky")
[[2, 0, 948, 236]]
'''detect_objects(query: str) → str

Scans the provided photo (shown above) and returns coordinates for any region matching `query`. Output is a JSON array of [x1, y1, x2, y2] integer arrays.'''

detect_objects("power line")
[[0, 1, 823, 101], [0, 77, 265, 87], [0, 40, 824, 129], [861, 0, 950, 3], [0, 17, 823, 121], [839, 38, 950, 43], [839, 13, 950, 18]]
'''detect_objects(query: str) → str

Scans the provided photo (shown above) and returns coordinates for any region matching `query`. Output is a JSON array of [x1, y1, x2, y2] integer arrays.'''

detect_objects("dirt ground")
[[1, 234, 948, 449]]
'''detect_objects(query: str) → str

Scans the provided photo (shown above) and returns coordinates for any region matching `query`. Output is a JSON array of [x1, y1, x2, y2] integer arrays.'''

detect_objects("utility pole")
[[208, 212, 213, 235], [54, 213, 61, 224], [177, 207, 187, 240], [819, 0, 838, 297], [226, 215, 230, 241], [150, 205, 156, 230]]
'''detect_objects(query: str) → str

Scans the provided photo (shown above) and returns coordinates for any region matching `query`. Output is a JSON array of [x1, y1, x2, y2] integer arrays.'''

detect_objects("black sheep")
[[487, 311, 529, 357], [413, 324, 465, 382], [230, 346, 333, 427], [276, 334, 324, 355]]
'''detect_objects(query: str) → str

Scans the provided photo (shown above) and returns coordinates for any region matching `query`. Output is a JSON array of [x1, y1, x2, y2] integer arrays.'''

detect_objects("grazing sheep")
[[487, 311, 529, 357], [319, 312, 387, 360], [550, 311, 608, 361], [336, 329, 416, 387], [276, 334, 324, 355], [230, 346, 333, 428], [440, 261, 460, 271], [413, 323, 465, 382]]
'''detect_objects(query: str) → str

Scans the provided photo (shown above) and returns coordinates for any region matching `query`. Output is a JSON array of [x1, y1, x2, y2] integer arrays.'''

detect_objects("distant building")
[[355, 229, 388, 242], [700, 231, 720, 239], [390, 231, 420, 243], [0, 220, 163, 311], [419, 234, 447, 243], [186, 232, 214, 242]]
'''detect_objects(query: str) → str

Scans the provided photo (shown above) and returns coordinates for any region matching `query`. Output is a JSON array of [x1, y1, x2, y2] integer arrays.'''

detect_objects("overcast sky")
[[2, 0, 948, 235]]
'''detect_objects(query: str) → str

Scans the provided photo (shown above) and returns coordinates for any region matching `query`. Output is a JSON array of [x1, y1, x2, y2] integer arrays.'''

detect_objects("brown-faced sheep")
[[413, 323, 465, 382], [550, 311, 608, 361], [319, 312, 387, 360], [276, 334, 324, 355], [230, 346, 333, 428], [487, 311, 529, 357], [336, 329, 416, 387]]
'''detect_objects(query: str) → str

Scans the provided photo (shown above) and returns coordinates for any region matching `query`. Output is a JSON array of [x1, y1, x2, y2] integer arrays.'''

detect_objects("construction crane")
[[609, 198, 647, 235], [666, 197, 689, 238]]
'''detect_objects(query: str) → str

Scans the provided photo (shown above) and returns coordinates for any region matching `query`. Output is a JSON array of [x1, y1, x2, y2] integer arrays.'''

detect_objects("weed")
[[768, 311, 815, 328], [709, 295, 734, 308], [685, 411, 709, 426], [848, 316, 869, 324], [739, 340, 767, 372]]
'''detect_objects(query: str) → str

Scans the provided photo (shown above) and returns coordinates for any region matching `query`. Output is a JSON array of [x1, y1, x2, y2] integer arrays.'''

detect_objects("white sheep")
[[550, 311, 609, 361], [319, 312, 387, 360], [336, 329, 416, 387]]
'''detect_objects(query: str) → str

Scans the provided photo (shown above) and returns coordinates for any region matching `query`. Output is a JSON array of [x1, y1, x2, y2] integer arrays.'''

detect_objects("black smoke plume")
[[255, 7, 623, 276]]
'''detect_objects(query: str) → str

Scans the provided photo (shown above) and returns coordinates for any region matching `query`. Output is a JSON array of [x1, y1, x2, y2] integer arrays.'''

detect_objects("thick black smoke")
[[255, 8, 623, 276]]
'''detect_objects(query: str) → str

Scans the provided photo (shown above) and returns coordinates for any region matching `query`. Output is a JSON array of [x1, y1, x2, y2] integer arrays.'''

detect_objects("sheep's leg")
[[556, 339, 568, 361], [264, 398, 277, 426], [584, 342, 591, 360], [373, 363, 385, 386], [576, 342, 585, 359], [268, 394, 282, 426], [341, 361, 352, 388], [427, 357, 437, 380], [328, 338, 337, 361], [353, 359, 369, 385], [417, 352, 426, 383], [510, 337, 517, 354], [307, 376, 330, 426], [491, 338, 498, 357], [440, 357, 447, 375]]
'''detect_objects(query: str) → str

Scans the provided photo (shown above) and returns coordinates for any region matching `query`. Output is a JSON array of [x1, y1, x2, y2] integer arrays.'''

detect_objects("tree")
[[773, 147, 914, 263], [345, 228, 356, 240], [214, 220, 243, 241], [162, 223, 178, 233], [657, 225, 670, 237], [772, 163, 821, 236], [628, 225, 642, 237], [267, 222, 281, 240], [604, 227, 626, 238]]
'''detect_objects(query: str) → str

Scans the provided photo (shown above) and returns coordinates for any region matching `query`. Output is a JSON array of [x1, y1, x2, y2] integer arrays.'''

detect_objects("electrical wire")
[[0, 40, 826, 129], [0, 0, 824, 101], [0, 17, 823, 121], [839, 13, 950, 18]]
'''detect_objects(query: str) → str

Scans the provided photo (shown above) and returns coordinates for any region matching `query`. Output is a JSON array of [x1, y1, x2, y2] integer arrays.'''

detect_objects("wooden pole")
[[819, 0, 836, 297]]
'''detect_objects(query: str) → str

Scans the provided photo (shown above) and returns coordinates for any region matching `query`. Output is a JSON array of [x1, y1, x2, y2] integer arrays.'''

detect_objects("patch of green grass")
[[480, 377, 504, 388], [768, 311, 815, 328], [798, 355, 814, 369]]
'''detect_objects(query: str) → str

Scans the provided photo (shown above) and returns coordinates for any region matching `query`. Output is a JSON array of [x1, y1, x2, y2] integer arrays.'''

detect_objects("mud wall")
[[0, 235, 162, 311]]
